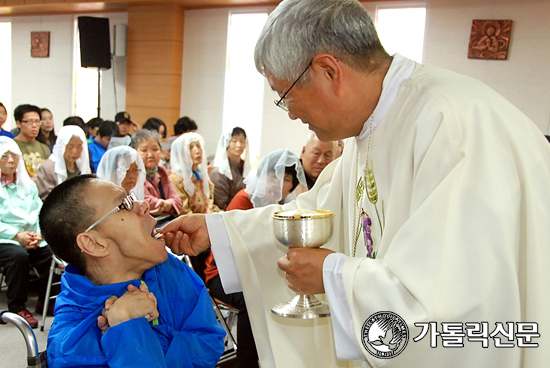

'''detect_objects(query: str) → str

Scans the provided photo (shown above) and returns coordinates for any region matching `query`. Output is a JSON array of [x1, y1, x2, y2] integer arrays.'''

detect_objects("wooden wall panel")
[[24, 0, 45, 5], [126, 3, 184, 136], [127, 4, 184, 42], [126, 40, 183, 75], [126, 74, 182, 108], [6, 0, 26, 6]]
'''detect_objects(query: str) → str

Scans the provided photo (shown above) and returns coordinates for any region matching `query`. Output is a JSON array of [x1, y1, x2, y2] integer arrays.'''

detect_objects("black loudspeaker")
[[78, 16, 111, 69]]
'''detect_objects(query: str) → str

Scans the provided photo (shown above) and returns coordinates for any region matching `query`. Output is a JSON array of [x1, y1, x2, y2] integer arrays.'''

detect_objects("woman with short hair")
[[131, 129, 182, 217], [142, 117, 167, 140]]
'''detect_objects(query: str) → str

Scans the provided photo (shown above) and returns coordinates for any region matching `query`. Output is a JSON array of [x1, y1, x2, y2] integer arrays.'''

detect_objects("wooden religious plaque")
[[468, 20, 512, 60], [31, 31, 50, 58]]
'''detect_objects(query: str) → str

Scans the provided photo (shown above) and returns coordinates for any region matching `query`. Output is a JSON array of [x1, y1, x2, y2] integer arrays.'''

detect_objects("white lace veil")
[[244, 149, 306, 208], [51, 125, 91, 184], [171, 132, 209, 197], [0, 136, 35, 197], [212, 127, 251, 180], [96, 146, 146, 200]]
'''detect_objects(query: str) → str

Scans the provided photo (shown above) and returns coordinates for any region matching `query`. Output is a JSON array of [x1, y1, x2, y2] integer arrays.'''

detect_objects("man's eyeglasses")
[[20, 120, 42, 126], [273, 62, 312, 112], [85, 192, 137, 232]]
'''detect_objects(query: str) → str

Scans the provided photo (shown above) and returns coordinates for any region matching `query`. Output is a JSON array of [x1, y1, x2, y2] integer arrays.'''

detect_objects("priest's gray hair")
[[254, 0, 388, 82]]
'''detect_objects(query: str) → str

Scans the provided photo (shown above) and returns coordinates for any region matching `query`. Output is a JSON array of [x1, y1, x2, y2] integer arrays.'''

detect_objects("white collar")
[[356, 54, 416, 141]]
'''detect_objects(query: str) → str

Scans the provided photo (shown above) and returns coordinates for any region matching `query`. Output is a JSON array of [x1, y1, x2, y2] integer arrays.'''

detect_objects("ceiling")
[[0, 0, 400, 17], [0, 0, 279, 17]]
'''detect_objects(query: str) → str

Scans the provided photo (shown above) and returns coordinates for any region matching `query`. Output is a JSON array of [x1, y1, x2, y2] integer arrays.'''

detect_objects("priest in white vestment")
[[160, 1, 550, 367]]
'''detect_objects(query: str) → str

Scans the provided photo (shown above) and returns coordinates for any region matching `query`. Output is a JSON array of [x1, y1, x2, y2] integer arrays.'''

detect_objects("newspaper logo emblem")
[[362, 311, 409, 359]]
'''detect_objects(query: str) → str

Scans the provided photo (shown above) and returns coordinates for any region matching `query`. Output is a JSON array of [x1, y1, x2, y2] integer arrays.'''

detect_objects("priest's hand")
[[278, 248, 335, 295], [158, 214, 211, 256]]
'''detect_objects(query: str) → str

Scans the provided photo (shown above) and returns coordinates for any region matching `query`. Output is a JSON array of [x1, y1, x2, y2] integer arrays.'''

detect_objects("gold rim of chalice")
[[273, 209, 333, 219]]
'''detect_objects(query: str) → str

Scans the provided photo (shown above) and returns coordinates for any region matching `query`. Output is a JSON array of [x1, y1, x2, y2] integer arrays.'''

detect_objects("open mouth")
[[150, 218, 164, 240], [151, 228, 163, 239]]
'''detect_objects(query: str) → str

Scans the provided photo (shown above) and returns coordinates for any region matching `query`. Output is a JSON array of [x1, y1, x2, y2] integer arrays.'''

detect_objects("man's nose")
[[288, 112, 298, 120], [316, 155, 327, 164]]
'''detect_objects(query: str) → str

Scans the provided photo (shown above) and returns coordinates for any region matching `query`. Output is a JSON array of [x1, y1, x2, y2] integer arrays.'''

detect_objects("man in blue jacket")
[[88, 121, 115, 173], [39, 175, 225, 368]]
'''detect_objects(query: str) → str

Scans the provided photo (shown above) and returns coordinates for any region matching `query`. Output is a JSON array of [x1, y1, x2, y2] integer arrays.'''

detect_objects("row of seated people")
[[0, 102, 199, 186]]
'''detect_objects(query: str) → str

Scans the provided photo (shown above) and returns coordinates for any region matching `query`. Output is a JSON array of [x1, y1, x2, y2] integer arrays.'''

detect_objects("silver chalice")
[[271, 209, 334, 319]]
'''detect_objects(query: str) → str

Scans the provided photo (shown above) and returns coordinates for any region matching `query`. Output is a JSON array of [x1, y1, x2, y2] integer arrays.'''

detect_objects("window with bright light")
[[222, 12, 268, 161], [375, 6, 426, 62], [0, 22, 12, 130], [73, 19, 100, 122]]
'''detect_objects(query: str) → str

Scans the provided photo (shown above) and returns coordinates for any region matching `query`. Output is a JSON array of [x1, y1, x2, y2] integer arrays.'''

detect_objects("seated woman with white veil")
[[227, 148, 307, 210], [203, 148, 307, 368], [96, 146, 146, 200], [209, 127, 251, 210], [169, 132, 220, 215], [0, 136, 54, 328], [37, 125, 90, 200]]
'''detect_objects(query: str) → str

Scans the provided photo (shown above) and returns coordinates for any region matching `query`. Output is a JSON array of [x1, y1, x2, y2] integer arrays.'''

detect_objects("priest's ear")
[[310, 54, 345, 95], [76, 232, 109, 258], [311, 54, 343, 81]]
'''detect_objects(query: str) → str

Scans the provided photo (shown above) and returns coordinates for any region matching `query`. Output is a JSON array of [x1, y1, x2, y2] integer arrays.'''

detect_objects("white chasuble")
[[218, 61, 550, 368]]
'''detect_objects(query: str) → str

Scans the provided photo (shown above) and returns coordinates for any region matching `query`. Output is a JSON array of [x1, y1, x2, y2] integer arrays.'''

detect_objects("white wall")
[[366, 0, 550, 133], [180, 7, 311, 159], [181, 0, 550, 161], [1, 12, 127, 133], [9, 14, 73, 133], [180, 9, 230, 157]]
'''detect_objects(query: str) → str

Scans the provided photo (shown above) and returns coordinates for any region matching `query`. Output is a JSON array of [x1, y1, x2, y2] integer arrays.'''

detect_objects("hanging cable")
[[112, 54, 118, 113]]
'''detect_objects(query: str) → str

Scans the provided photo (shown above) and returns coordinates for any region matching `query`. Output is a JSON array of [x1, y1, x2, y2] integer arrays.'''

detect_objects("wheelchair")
[[0, 310, 48, 368]]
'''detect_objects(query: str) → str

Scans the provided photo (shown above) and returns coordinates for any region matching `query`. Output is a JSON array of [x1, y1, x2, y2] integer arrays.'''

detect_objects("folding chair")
[[1, 310, 48, 368], [0, 266, 6, 291], [40, 255, 65, 332], [182, 255, 238, 366]]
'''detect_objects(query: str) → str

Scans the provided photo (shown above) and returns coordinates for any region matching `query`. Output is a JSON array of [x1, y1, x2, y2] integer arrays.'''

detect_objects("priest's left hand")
[[278, 248, 335, 295]]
